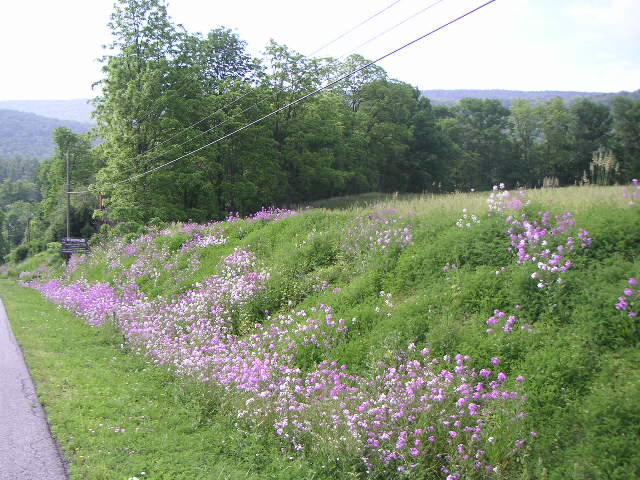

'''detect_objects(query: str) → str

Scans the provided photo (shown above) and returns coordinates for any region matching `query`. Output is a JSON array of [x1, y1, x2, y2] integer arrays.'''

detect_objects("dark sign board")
[[61, 237, 90, 255]]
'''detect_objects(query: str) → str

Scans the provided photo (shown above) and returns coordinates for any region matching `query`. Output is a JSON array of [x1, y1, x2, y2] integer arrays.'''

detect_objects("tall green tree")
[[94, 0, 269, 221], [537, 98, 576, 184], [357, 80, 418, 192], [443, 98, 512, 189], [93, 0, 180, 221], [570, 99, 612, 181], [332, 54, 387, 111], [509, 99, 541, 186], [34, 127, 97, 242], [611, 96, 640, 178]]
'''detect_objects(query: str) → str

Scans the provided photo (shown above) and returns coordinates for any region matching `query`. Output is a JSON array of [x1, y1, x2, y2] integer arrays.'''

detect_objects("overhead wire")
[[92, 0, 449, 185], [307, 0, 404, 57], [69, 0, 497, 193]]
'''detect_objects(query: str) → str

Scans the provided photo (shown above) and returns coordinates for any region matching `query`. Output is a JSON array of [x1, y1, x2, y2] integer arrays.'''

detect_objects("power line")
[[106, 0, 408, 178], [307, 0, 404, 57], [336, 0, 447, 62], [102, 0, 451, 183], [72, 0, 496, 193]]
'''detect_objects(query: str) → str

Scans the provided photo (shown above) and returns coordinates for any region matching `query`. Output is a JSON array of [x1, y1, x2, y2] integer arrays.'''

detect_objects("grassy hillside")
[[0, 109, 92, 158], [6, 185, 640, 479]]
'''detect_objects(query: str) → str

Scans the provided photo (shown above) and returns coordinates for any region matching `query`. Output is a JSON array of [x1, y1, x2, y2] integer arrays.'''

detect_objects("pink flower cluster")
[[486, 308, 533, 335], [505, 211, 591, 288], [487, 184, 529, 215], [248, 207, 299, 223], [622, 179, 639, 206], [343, 207, 413, 255], [28, 208, 534, 478], [30, 251, 531, 477], [179, 232, 227, 252], [264, 351, 530, 478], [66, 253, 89, 273], [615, 277, 638, 318], [224, 208, 298, 223], [31, 279, 143, 327]]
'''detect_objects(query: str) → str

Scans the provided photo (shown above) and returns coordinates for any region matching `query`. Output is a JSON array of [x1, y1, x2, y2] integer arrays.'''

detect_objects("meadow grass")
[[322, 185, 623, 218], [6, 184, 640, 479]]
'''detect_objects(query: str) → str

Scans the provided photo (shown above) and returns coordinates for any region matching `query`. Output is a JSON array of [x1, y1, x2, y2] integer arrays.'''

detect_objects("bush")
[[10, 244, 29, 263]]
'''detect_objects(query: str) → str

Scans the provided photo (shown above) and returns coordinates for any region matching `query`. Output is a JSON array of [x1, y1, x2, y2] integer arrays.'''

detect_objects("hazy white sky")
[[1, 0, 638, 100]]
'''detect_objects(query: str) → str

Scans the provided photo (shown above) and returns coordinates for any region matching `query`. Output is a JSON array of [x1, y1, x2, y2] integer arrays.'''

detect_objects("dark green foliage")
[[11, 244, 29, 262], [612, 96, 640, 178]]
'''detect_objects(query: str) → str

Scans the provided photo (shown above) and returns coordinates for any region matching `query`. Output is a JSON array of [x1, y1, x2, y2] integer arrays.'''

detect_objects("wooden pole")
[[66, 152, 70, 238]]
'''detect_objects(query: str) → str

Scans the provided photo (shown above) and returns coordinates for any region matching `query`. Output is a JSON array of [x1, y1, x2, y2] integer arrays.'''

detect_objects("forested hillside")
[[0, 109, 92, 158], [0, 99, 94, 123], [421, 89, 640, 107]]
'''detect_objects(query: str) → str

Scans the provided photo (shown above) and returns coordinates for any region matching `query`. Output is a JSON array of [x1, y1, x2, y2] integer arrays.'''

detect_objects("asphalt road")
[[0, 299, 68, 479]]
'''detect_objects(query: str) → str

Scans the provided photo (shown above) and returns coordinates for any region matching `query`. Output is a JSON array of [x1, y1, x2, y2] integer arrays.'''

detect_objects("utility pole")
[[66, 151, 70, 238]]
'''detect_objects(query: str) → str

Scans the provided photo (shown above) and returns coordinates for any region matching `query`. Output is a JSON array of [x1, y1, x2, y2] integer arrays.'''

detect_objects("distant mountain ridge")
[[420, 89, 640, 107], [0, 109, 92, 159], [0, 99, 94, 124], [2, 90, 639, 124], [1, 90, 638, 159]]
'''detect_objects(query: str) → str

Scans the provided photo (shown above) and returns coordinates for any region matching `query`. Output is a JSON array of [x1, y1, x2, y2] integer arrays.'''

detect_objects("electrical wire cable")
[[334, 0, 447, 63], [67, 0, 496, 195], [307, 0, 404, 57]]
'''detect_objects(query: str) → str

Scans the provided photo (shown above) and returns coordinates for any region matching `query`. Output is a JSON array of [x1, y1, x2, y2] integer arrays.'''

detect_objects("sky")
[[1, 0, 638, 101]]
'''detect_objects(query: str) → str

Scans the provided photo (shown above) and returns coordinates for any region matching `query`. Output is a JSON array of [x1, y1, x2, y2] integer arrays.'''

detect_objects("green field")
[[4, 185, 640, 479]]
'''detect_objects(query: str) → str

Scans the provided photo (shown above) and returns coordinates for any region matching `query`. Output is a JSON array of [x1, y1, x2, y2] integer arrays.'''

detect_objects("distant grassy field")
[[5, 184, 640, 479]]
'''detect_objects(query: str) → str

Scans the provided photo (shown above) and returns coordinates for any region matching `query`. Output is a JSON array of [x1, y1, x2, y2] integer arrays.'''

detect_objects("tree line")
[[1, 0, 639, 262]]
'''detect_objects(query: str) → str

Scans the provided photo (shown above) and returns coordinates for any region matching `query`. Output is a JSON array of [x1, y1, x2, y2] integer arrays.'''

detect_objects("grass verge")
[[0, 280, 321, 480]]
